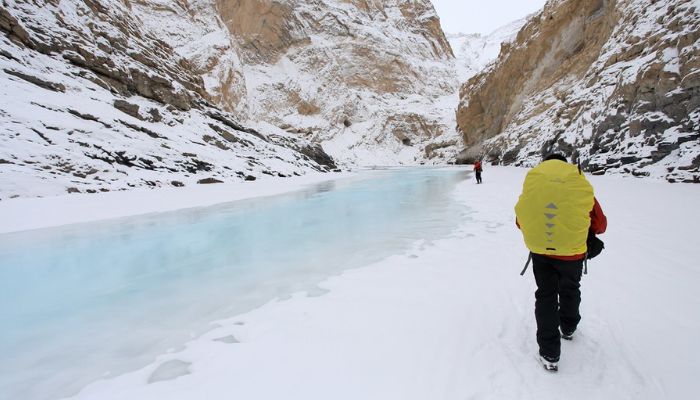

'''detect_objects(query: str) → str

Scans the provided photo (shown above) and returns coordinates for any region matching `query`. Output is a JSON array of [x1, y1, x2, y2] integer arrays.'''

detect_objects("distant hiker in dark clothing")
[[514, 153, 607, 371], [474, 160, 483, 184]]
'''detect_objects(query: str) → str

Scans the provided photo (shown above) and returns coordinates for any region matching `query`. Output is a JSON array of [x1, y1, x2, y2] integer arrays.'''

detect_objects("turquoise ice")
[[0, 167, 469, 400]]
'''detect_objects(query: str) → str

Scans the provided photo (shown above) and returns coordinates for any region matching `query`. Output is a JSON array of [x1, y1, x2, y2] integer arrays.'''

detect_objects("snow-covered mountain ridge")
[[447, 17, 528, 84], [214, 0, 461, 165], [456, 0, 700, 183], [0, 0, 460, 200], [0, 11, 334, 201]]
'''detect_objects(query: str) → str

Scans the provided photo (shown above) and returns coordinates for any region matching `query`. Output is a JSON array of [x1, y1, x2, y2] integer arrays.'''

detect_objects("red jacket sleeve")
[[590, 198, 607, 234]]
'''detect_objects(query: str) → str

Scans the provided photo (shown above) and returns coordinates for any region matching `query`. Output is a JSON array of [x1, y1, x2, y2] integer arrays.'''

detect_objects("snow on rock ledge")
[[456, 0, 700, 183], [0, 0, 337, 200]]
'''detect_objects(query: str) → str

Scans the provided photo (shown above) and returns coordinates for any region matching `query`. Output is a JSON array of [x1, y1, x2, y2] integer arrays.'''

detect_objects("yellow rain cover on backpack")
[[515, 160, 594, 256]]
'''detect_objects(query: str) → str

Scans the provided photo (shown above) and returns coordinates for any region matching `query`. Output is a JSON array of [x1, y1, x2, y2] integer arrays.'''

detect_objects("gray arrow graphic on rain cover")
[[545, 213, 556, 220]]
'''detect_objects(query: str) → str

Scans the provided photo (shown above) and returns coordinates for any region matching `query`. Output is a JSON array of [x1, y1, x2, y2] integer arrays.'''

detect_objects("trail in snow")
[[439, 168, 697, 399]]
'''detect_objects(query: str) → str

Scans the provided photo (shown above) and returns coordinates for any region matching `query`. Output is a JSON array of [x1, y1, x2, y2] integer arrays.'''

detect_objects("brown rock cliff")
[[456, 0, 700, 182]]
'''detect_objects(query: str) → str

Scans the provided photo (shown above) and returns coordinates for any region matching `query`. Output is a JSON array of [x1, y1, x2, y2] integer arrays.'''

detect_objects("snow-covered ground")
[[3, 166, 697, 399], [0, 171, 349, 234]]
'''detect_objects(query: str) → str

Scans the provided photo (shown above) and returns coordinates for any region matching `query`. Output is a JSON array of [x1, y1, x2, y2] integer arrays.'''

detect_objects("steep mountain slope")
[[111, 0, 463, 165], [456, 0, 700, 182], [1, 0, 466, 201], [0, 0, 336, 200], [126, 0, 249, 115], [447, 17, 528, 84], [219, 0, 461, 165]]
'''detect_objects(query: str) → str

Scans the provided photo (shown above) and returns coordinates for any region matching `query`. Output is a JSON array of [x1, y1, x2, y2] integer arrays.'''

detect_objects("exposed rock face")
[[2, 0, 209, 110], [0, 0, 338, 200], [456, 0, 700, 182], [2, 0, 463, 182], [459, 0, 616, 149], [217, 0, 297, 64], [127, 0, 250, 115], [215, 0, 459, 165], [119, 0, 462, 165]]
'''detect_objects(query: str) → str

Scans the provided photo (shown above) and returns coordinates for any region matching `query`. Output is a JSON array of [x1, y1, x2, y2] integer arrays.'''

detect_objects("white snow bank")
[[56, 166, 700, 400], [0, 172, 353, 234]]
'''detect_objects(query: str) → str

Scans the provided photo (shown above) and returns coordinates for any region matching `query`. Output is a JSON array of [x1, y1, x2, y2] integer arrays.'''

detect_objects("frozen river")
[[0, 167, 469, 400]]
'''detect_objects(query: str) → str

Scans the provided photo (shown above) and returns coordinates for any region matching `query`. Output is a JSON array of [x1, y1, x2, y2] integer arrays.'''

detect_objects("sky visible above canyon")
[[431, 0, 547, 34]]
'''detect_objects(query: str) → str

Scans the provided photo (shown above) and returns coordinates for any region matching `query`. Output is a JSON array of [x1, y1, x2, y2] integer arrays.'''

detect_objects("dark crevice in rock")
[[0, 5, 33, 47], [197, 177, 223, 184], [30, 128, 53, 144], [0, 48, 18, 60], [202, 135, 229, 150], [206, 112, 268, 142], [113, 99, 140, 119], [137, 157, 156, 170], [299, 144, 336, 170], [208, 123, 253, 147], [117, 119, 162, 139], [85, 145, 137, 167], [178, 158, 214, 174], [3, 68, 65, 92], [67, 109, 112, 128], [147, 108, 162, 122]]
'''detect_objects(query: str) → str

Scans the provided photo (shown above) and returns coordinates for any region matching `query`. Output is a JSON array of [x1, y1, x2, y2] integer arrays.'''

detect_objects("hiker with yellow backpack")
[[515, 153, 607, 372]]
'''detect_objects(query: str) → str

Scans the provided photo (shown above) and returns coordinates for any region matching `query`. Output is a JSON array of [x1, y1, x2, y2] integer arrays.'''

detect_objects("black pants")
[[475, 171, 482, 183], [532, 253, 583, 360]]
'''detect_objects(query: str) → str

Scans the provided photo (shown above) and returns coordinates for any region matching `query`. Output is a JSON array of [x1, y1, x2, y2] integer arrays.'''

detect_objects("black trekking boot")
[[539, 354, 559, 372]]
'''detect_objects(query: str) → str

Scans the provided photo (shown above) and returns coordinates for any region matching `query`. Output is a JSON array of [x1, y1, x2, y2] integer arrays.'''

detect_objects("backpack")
[[515, 160, 594, 256], [586, 231, 605, 259]]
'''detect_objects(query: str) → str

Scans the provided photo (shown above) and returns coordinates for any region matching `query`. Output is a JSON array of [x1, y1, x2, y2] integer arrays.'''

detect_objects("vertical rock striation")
[[215, 0, 459, 165], [456, 0, 700, 182], [0, 0, 339, 199], [2, 0, 463, 174]]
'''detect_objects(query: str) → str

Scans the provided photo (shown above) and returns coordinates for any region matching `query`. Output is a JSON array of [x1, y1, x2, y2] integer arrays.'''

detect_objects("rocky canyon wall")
[[0, 0, 339, 199], [215, 0, 461, 165], [2, 0, 464, 176], [456, 0, 700, 182]]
